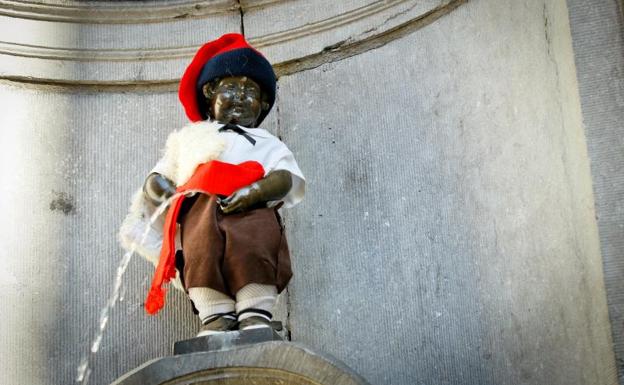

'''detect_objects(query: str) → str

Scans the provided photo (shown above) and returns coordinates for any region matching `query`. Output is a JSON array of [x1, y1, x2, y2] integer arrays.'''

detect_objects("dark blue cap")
[[196, 47, 276, 126]]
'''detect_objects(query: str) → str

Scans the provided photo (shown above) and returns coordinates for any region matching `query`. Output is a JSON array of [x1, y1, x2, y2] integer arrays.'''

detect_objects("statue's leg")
[[219, 207, 283, 291], [219, 207, 288, 329], [235, 283, 277, 330], [187, 287, 235, 322], [188, 287, 237, 336], [180, 194, 237, 334]]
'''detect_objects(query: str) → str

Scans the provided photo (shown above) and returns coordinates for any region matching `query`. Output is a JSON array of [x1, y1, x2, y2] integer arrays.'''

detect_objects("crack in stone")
[[543, 2, 552, 58], [236, 0, 245, 36], [351, 0, 422, 44], [381, 1, 421, 27], [542, 2, 561, 104], [274, 84, 283, 140], [273, 86, 291, 338], [543, 2, 574, 248], [285, 288, 293, 341]]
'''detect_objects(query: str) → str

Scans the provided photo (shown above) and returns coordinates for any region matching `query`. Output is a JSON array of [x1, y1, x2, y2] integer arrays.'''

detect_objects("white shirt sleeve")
[[266, 146, 305, 209]]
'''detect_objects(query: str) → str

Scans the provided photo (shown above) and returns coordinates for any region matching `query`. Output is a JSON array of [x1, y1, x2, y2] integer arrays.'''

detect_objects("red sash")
[[144, 160, 264, 315]]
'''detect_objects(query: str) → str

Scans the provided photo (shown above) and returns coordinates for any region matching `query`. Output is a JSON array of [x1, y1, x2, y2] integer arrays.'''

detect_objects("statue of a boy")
[[120, 34, 305, 336]]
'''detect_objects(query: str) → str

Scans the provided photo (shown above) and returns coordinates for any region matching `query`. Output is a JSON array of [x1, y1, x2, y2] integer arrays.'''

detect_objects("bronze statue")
[[120, 33, 305, 336]]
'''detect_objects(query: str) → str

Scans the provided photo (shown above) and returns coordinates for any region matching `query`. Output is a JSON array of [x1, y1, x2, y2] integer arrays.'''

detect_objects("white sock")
[[235, 283, 277, 321], [188, 287, 235, 324]]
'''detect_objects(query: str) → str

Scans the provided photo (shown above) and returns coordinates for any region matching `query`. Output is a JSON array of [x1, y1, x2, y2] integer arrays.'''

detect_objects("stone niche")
[[0, 1, 619, 385]]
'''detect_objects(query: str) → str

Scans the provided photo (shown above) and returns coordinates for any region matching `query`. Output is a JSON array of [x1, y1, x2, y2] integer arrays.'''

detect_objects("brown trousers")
[[177, 194, 292, 298]]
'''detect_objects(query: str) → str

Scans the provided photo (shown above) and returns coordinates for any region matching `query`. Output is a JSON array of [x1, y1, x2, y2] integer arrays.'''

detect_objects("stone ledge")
[[112, 339, 371, 385]]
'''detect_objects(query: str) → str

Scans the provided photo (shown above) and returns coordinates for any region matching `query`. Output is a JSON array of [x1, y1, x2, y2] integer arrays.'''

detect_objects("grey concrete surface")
[[0, 87, 196, 385], [567, 0, 624, 383], [278, 0, 617, 384], [0, 0, 620, 384]]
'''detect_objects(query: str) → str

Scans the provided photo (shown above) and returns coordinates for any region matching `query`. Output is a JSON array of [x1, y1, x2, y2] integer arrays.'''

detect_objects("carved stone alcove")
[[0, 0, 464, 87], [1, 1, 622, 385]]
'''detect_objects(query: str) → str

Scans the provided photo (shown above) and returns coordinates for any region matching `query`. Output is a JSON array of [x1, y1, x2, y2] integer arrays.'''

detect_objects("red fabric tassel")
[[144, 160, 265, 315]]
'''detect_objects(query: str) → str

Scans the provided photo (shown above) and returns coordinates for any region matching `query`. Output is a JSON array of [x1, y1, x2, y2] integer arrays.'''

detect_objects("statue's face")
[[203, 76, 268, 127]]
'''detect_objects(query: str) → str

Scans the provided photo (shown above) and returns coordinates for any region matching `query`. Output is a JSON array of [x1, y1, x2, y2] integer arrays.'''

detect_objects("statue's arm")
[[220, 170, 292, 214], [143, 172, 177, 206]]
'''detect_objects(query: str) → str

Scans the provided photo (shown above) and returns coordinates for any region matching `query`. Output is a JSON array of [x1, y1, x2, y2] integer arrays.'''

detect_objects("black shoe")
[[238, 316, 273, 331], [197, 313, 237, 337]]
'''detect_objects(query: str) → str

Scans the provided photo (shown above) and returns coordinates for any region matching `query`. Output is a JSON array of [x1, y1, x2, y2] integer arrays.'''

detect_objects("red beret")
[[178, 33, 276, 125]]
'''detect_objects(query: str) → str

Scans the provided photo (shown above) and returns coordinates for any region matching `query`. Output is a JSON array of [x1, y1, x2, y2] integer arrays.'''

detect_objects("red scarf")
[[144, 160, 264, 315]]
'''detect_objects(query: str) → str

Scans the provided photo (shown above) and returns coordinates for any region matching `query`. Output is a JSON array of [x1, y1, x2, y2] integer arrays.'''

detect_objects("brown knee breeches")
[[177, 194, 292, 298]]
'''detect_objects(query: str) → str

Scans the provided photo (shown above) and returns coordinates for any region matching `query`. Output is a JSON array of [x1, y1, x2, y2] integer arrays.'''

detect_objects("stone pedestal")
[[173, 327, 284, 355], [112, 329, 370, 385]]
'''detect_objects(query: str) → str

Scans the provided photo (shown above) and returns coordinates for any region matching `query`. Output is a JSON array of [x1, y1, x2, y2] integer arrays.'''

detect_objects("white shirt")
[[152, 123, 305, 209], [216, 125, 305, 208]]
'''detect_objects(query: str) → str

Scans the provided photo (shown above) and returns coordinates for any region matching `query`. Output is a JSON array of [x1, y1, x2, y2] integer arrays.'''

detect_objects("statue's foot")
[[197, 313, 238, 337]]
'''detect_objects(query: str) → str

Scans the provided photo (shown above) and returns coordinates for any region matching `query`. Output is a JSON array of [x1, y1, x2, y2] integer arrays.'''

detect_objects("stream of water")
[[75, 193, 185, 384]]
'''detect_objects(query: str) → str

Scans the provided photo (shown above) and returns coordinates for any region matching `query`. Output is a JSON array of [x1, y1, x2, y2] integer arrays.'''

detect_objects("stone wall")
[[568, 0, 624, 383], [0, 1, 619, 384]]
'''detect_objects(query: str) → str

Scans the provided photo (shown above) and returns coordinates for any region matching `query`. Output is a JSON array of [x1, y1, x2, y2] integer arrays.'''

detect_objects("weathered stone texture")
[[0, 0, 620, 384], [279, 1, 616, 384], [567, 0, 624, 383]]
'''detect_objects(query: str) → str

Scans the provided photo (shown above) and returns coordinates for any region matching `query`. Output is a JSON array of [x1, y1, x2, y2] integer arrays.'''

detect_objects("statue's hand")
[[219, 170, 292, 214], [219, 183, 262, 214], [143, 173, 176, 207]]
